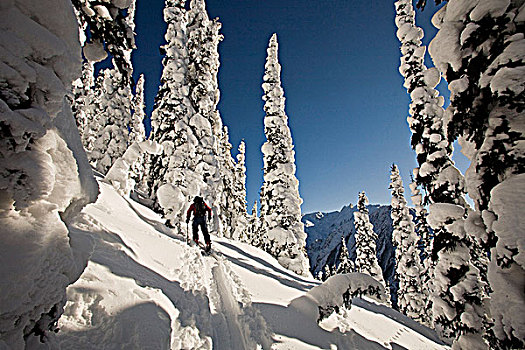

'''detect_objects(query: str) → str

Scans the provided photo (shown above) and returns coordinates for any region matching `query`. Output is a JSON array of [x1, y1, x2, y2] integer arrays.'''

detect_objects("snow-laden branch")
[[290, 273, 389, 322]]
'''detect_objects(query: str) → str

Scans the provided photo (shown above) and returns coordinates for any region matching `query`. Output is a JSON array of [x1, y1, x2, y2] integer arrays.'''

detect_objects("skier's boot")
[[194, 238, 199, 246], [205, 242, 211, 253]]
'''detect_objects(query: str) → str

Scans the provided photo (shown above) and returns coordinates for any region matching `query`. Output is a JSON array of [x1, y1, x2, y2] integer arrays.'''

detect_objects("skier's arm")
[[205, 203, 212, 220]]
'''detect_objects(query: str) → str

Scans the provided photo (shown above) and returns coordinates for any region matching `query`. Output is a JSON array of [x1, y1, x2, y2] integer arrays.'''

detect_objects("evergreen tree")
[[232, 140, 249, 241], [408, 176, 432, 264], [148, 0, 191, 204], [409, 176, 434, 324], [90, 68, 133, 174], [395, 1, 487, 347], [83, 70, 106, 166], [389, 164, 426, 323], [129, 73, 147, 188], [130, 74, 146, 143], [72, 0, 136, 83], [184, 0, 225, 233], [426, 1, 525, 348], [353, 192, 387, 291], [259, 34, 310, 277], [336, 235, 353, 274], [246, 202, 261, 246], [71, 61, 96, 152], [316, 270, 324, 282], [323, 264, 335, 281], [216, 126, 237, 238], [147, 0, 208, 231], [322, 265, 330, 281]]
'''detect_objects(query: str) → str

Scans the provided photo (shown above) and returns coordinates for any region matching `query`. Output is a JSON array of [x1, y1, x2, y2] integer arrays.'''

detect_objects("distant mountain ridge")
[[302, 204, 396, 291]]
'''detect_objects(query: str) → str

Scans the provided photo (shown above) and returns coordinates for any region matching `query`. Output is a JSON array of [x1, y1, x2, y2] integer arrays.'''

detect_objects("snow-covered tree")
[[353, 192, 387, 291], [128, 73, 147, 188], [183, 0, 225, 234], [150, 0, 228, 234], [72, 0, 137, 170], [424, 1, 525, 348], [105, 140, 163, 196], [258, 34, 310, 277], [216, 126, 237, 238], [130, 73, 146, 143], [90, 68, 133, 174], [395, 1, 487, 347], [146, 0, 213, 229], [231, 140, 249, 241], [71, 61, 96, 152], [0, 0, 99, 346], [246, 202, 261, 246], [408, 176, 432, 263], [323, 264, 335, 282], [409, 176, 434, 323], [147, 0, 193, 213], [72, 0, 136, 84], [389, 164, 426, 323], [336, 236, 354, 274]]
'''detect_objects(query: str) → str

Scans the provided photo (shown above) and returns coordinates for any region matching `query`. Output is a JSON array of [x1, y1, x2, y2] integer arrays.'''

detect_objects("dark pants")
[[192, 217, 210, 244]]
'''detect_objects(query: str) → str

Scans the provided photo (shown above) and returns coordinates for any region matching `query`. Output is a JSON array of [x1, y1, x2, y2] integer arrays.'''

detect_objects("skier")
[[186, 196, 212, 252]]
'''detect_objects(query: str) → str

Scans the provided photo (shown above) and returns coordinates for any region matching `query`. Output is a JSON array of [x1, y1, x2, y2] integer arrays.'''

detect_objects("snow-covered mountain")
[[303, 204, 396, 289], [49, 180, 447, 349]]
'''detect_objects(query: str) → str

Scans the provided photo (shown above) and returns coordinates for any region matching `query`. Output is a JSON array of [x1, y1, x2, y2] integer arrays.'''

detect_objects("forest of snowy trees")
[[0, 0, 523, 348]]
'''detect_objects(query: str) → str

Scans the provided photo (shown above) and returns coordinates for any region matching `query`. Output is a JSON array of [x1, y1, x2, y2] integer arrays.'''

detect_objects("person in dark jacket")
[[186, 196, 212, 251]]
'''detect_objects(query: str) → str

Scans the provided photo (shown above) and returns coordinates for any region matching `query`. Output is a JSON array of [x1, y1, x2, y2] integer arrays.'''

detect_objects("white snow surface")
[[46, 180, 449, 349]]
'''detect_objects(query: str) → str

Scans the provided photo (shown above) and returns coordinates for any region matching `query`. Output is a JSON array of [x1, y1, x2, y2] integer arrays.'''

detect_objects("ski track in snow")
[[210, 261, 248, 350]]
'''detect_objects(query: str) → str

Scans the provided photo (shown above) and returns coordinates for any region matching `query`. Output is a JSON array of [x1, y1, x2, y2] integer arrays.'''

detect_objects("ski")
[[196, 241, 212, 255]]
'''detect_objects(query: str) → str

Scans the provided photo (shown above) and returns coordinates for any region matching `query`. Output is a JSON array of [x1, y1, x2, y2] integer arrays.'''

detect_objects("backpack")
[[194, 198, 207, 218]]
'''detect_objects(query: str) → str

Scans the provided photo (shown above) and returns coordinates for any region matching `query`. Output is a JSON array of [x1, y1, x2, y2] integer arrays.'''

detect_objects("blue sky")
[[131, 0, 457, 213]]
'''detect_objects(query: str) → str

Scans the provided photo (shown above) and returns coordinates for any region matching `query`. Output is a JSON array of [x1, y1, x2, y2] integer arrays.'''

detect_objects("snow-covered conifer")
[[336, 236, 353, 274], [186, 0, 224, 138], [147, 0, 204, 231], [149, 0, 189, 189], [389, 164, 426, 323], [128, 74, 147, 188], [408, 176, 432, 264], [105, 140, 163, 196], [426, 1, 525, 347], [231, 140, 249, 241], [216, 126, 237, 238], [73, 0, 136, 83], [409, 176, 434, 323], [353, 192, 387, 291], [246, 202, 261, 246], [130, 74, 146, 143], [258, 34, 310, 277], [323, 264, 335, 281], [90, 68, 133, 174], [0, 1, 98, 346], [71, 61, 96, 151], [166, 0, 223, 234], [395, 1, 488, 347]]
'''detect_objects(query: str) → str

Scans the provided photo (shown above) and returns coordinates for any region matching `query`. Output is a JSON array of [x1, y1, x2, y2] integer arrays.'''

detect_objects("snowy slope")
[[53, 180, 447, 349]]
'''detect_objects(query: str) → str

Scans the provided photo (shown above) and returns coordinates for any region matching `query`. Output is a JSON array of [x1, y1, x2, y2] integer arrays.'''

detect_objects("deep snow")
[[52, 180, 448, 349]]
